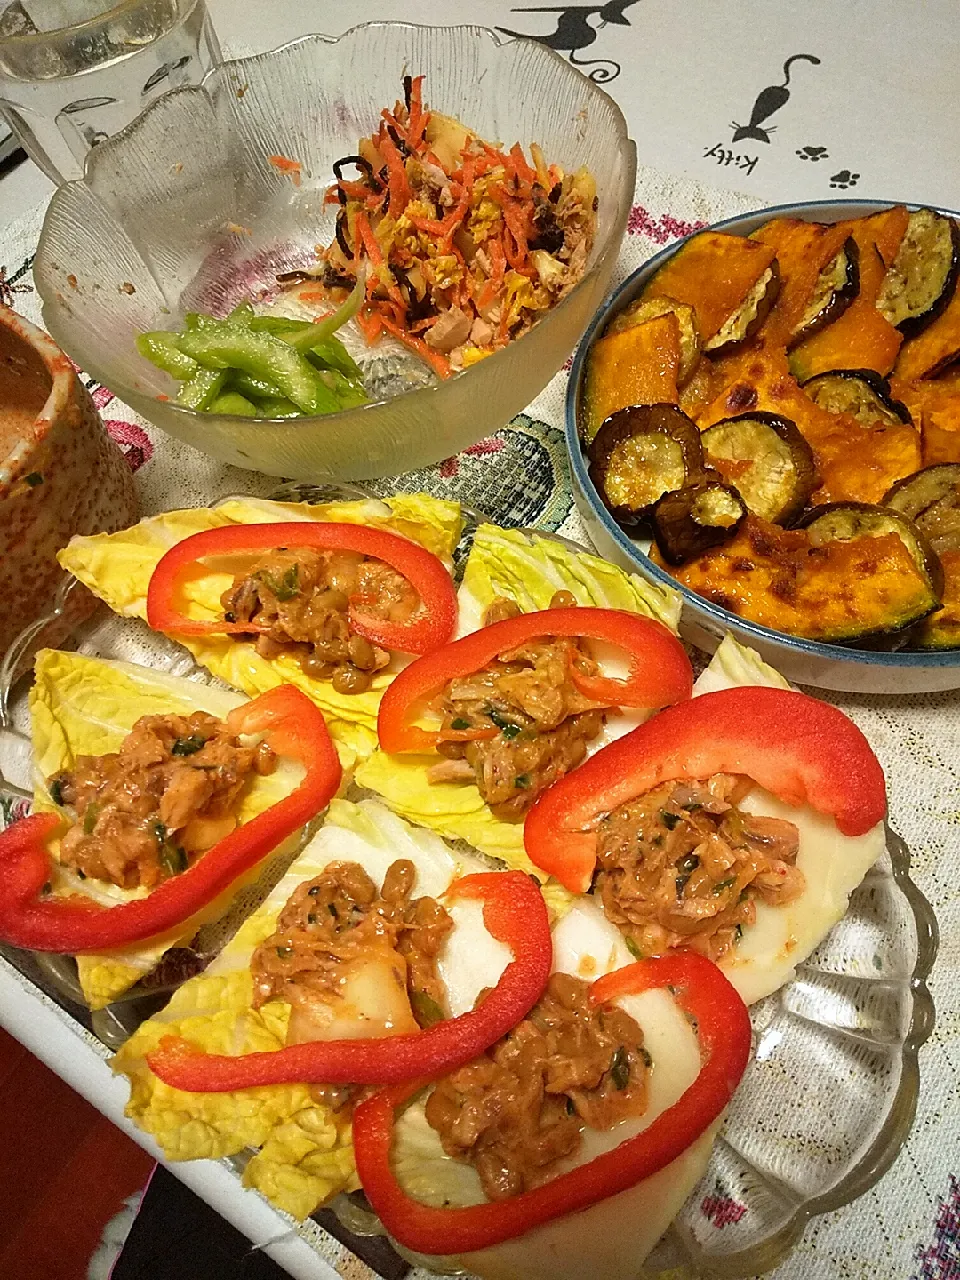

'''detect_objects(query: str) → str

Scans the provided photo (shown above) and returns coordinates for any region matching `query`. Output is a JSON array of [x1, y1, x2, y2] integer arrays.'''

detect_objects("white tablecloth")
[[1, 5, 958, 1279]]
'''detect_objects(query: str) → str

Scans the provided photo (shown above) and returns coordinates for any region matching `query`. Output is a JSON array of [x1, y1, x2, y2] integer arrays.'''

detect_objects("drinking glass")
[[0, 0, 220, 182]]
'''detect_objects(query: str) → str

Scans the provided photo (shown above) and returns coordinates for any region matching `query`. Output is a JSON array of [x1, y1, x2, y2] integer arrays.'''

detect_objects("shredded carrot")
[[477, 237, 506, 312], [436, 727, 499, 743], [268, 154, 302, 187], [378, 130, 412, 217], [379, 314, 453, 379], [406, 74, 427, 148], [314, 77, 592, 380], [353, 210, 384, 268], [336, 178, 373, 201], [509, 142, 538, 187], [356, 309, 384, 343]]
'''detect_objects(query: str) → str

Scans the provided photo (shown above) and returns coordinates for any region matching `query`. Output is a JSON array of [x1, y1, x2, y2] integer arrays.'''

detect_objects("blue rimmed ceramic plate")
[[565, 199, 960, 693]]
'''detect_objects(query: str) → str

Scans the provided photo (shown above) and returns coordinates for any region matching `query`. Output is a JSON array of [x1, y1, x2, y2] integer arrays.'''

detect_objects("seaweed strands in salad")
[[318, 74, 598, 378]]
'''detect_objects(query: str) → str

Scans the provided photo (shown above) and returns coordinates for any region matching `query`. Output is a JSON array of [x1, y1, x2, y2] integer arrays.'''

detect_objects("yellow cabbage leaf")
[[356, 524, 679, 913], [58, 494, 462, 771], [30, 648, 305, 1008]]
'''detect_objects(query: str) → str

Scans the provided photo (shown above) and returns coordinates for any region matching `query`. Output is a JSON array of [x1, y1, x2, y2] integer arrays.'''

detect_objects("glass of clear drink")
[[0, 0, 220, 183]]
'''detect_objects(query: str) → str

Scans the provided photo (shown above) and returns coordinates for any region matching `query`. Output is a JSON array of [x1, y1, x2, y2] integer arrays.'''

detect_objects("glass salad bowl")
[[0, 485, 937, 1280], [32, 23, 635, 483]]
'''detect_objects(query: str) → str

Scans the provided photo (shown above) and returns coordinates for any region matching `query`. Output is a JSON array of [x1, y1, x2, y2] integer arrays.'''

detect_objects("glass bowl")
[[32, 22, 635, 482], [0, 485, 937, 1278], [565, 198, 960, 695]]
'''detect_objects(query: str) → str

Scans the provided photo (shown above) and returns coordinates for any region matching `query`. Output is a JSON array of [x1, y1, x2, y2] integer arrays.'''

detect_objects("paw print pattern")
[[829, 169, 860, 189], [796, 145, 828, 161]]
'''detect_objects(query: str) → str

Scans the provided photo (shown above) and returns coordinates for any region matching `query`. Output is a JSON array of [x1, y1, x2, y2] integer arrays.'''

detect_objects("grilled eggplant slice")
[[700, 412, 815, 525], [884, 463, 960, 522], [652, 479, 746, 564], [802, 368, 913, 428], [704, 261, 781, 354], [587, 404, 703, 528], [790, 206, 910, 381], [582, 314, 682, 442], [788, 237, 859, 349], [642, 231, 777, 347], [606, 295, 701, 384], [894, 272, 960, 380], [885, 464, 960, 554], [877, 208, 960, 338], [800, 502, 944, 602]]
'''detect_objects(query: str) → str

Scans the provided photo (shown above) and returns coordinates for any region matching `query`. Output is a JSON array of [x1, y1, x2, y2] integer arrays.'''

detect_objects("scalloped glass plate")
[[0, 484, 938, 1279]]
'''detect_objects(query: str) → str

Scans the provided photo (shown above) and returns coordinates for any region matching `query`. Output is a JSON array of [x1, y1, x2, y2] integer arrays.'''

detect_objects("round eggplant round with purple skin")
[[787, 237, 860, 350], [704, 260, 781, 355], [652, 479, 747, 565], [885, 464, 960, 553], [700, 412, 816, 526], [877, 208, 960, 338], [801, 368, 913, 429], [587, 404, 704, 529], [799, 502, 945, 603]]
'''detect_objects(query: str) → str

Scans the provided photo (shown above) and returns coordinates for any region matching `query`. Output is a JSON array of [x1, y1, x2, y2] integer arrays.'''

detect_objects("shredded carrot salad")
[[315, 75, 598, 378]]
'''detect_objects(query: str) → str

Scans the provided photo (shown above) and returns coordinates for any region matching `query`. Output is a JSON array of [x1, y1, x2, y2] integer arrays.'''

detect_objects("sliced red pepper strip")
[[377, 607, 692, 755], [144, 869, 550, 1091], [352, 952, 751, 1256], [0, 686, 341, 954], [525, 685, 887, 894], [145, 521, 458, 656]]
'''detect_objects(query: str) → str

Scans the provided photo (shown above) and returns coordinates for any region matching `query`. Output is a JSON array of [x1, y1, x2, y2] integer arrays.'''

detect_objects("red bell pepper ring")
[[352, 951, 752, 1257], [377, 607, 693, 755], [525, 685, 887, 894], [0, 685, 342, 954], [144, 869, 551, 1091], [145, 521, 458, 656]]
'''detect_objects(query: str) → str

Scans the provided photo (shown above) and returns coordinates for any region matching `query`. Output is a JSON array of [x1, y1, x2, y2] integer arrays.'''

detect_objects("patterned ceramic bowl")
[[32, 23, 635, 483], [565, 199, 960, 694], [0, 305, 138, 664], [0, 483, 938, 1280]]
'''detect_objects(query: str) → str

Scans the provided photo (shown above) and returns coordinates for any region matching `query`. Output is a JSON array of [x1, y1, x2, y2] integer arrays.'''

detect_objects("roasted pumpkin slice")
[[699, 344, 921, 505], [641, 231, 778, 347], [788, 237, 860, 348], [800, 503, 944, 602], [704, 261, 780, 354], [922, 396, 960, 465], [887, 372, 960, 465], [894, 272, 960, 380], [801, 368, 912, 428], [659, 511, 940, 643], [587, 403, 703, 528], [913, 550, 960, 648], [606, 295, 701, 383], [749, 218, 849, 345], [789, 206, 909, 381], [877, 208, 960, 337], [651, 478, 746, 564], [700, 412, 815, 525], [678, 356, 718, 419], [581, 313, 682, 441]]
